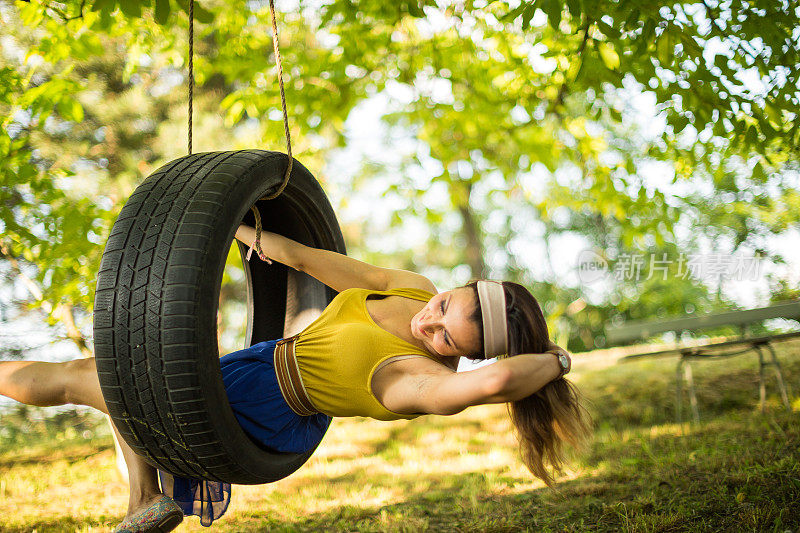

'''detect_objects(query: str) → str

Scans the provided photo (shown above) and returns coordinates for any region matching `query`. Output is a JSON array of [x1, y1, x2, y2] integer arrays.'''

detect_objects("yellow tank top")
[[294, 286, 439, 420]]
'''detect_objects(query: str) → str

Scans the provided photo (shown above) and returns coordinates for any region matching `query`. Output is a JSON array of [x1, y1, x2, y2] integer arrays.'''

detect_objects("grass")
[[1, 338, 799, 532]]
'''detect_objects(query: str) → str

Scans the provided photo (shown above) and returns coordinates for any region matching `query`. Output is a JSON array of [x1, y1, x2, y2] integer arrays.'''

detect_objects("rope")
[[187, 1, 293, 262], [185, 0, 292, 179], [246, 0, 294, 263], [188, 0, 194, 155], [261, 0, 293, 201], [246, 205, 273, 264]]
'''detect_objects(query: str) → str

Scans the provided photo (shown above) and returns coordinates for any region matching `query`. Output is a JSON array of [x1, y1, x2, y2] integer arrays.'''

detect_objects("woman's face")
[[410, 287, 481, 358]]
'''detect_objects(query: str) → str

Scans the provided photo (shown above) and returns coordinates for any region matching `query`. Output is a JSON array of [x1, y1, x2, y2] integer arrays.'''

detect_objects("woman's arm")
[[234, 225, 303, 271], [383, 352, 562, 416], [235, 224, 434, 294], [489, 352, 564, 402]]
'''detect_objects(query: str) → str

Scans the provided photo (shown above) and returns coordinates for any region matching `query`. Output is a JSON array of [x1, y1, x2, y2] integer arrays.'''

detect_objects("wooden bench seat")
[[604, 300, 799, 424]]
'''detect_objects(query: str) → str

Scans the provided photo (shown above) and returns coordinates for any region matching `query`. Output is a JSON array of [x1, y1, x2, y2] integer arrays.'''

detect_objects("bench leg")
[[684, 361, 700, 424], [676, 358, 683, 425], [763, 343, 793, 412], [675, 357, 701, 425], [757, 346, 767, 413]]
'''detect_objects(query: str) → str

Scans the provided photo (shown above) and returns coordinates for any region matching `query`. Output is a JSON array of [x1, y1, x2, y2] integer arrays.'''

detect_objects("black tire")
[[93, 150, 343, 484]]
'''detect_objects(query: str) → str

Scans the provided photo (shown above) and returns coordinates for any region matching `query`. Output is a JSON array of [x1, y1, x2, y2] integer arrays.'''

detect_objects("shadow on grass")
[[211, 409, 799, 532]]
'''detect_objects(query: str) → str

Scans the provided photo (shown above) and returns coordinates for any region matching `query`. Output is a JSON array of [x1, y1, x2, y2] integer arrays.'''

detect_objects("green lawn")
[[1, 338, 799, 532]]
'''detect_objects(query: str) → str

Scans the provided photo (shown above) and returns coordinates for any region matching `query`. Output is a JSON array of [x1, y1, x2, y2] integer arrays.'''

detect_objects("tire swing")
[[92, 1, 343, 485]]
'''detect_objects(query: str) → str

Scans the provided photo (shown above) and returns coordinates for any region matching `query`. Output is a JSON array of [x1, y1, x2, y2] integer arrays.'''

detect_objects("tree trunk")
[[454, 181, 487, 280]]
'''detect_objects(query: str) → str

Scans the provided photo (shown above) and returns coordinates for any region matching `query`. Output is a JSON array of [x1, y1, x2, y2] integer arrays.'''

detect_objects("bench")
[[605, 300, 800, 424]]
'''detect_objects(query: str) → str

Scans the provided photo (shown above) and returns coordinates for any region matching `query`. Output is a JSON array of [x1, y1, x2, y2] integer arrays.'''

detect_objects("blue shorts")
[[157, 338, 332, 526]]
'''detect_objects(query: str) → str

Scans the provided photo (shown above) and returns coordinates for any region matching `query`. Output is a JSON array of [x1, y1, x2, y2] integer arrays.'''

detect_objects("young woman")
[[0, 224, 592, 532]]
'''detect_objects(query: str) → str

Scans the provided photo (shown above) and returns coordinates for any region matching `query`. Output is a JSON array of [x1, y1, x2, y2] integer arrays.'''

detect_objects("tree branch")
[[20, 0, 87, 22]]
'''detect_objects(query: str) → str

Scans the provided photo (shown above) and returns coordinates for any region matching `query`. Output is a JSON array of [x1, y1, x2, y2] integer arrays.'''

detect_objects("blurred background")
[[1, 0, 798, 445]]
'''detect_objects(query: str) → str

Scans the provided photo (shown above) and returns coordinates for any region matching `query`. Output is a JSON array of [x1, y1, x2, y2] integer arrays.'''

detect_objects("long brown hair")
[[461, 280, 594, 489]]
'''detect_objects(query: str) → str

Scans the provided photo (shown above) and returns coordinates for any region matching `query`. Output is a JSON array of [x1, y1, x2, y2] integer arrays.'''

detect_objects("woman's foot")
[[112, 494, 184, 533]]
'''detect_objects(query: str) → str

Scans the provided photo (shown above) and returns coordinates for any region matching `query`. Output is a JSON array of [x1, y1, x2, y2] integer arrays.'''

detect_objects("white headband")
[[477, 280, 508, 359]]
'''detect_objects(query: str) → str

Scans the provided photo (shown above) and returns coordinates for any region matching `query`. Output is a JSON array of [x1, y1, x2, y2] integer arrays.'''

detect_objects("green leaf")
[[656, 33, 672, 65], [406, 1, 425, 18], [597, 20, 620, 39], [119, 0, 143, 18], [521, 5, 536, 30], [542, 0, 561, 29], [671, 114, 689, 134], [641, 18, 656, 41], [193, 2, 213, 23], [598, 42, 620, 70], [155, 0, 171, 24], [501, 3, 529, 23], [623, 9, 640, 30], [752, 161, 766, 182], [745, 124, 758, 146], [712, 117, 727, 137], [679, 34, 702, 57], [176, 0, 213, 23], [90, 0, 116, 11], [57, 98, 84, 122], [764, 101, 782, 125], [565, 0, 581, 19]]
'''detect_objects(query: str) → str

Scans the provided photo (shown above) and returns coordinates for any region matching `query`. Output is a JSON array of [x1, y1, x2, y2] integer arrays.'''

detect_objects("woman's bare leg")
[[0, 358, 163, 518]]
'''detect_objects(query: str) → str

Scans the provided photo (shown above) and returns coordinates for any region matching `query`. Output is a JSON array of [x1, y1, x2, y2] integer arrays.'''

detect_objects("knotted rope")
[[245, 203, 272, 264]]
